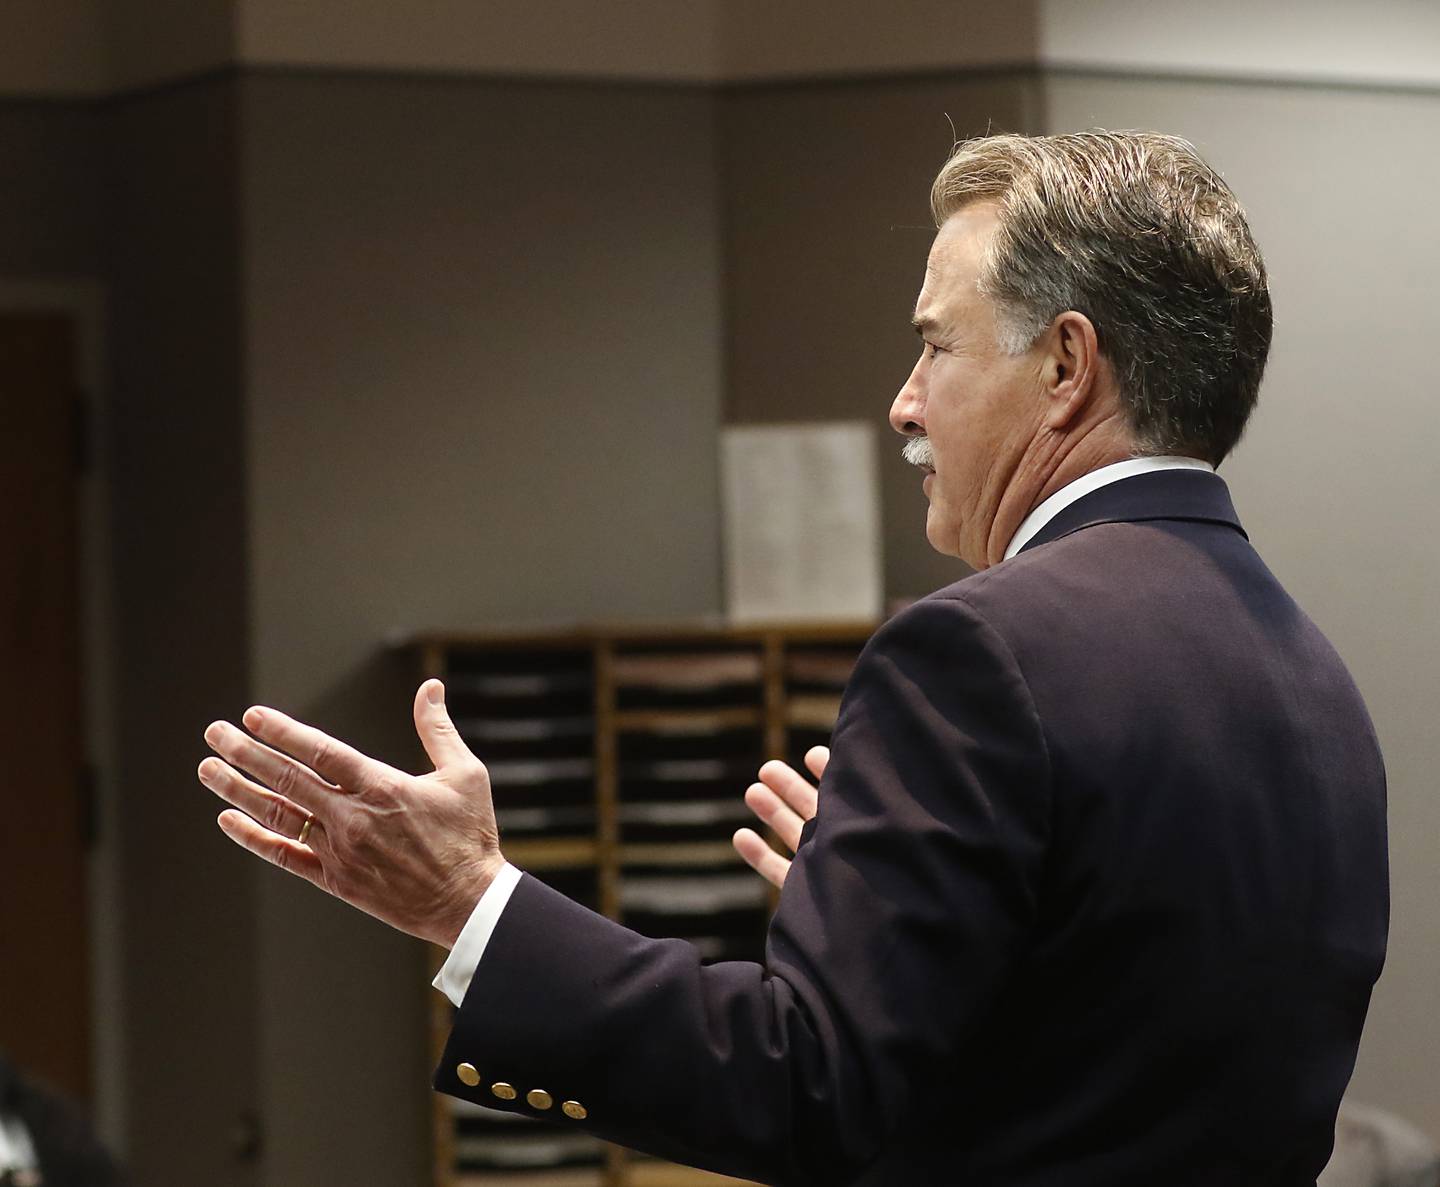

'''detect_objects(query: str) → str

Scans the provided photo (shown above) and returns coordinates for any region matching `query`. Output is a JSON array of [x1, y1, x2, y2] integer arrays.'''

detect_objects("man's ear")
[[1040, 311, 1101, 429]]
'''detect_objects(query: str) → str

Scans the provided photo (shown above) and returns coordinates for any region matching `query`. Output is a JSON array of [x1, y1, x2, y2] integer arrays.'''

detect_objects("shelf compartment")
[[454, 1172, 600, 1187], [618, 841, 744, 868], [619, 872, 768, 916], [628, 1158, 764, 1186], [783, 648, 859, 689], [612, 708, 763, 734], [502, 837, 601, 871], [785, 695, 843, 729]]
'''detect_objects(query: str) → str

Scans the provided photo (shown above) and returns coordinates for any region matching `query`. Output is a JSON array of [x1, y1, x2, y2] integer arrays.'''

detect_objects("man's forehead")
[[913, 203, 999, 323]]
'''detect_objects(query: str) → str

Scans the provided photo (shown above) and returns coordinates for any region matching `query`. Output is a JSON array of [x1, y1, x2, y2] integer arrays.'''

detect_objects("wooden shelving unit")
[[415, 621, 875, 1187]]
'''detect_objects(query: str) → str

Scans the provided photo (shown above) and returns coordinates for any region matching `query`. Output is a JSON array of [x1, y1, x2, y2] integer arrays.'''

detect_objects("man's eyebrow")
[[911, 315, 941, 337]]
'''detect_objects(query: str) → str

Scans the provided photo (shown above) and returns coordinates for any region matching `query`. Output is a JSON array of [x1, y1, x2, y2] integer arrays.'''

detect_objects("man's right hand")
[[732, 746, 827, 888]]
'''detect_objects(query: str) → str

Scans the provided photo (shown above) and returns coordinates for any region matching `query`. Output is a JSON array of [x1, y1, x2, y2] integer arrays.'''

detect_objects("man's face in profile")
[[890, 202, 1047, 568]]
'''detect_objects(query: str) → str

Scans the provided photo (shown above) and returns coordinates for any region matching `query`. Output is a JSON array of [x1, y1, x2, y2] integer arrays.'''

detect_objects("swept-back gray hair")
[[931, 131, 1272, 464]]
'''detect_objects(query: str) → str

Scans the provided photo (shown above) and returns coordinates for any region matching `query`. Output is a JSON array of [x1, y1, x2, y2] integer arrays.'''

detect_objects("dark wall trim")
[[4, 55, 1439, 113], [1044, 61, 1440, 101]]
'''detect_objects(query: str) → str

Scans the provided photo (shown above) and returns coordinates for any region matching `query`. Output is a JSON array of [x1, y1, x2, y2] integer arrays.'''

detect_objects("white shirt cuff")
[[432, 861, 523, 1008]]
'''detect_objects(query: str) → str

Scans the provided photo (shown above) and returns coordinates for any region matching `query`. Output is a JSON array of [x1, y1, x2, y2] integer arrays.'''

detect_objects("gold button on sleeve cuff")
[[526, 1089, 554, 1110], [490, 1082, 517, 1101], [455, 1063, 481, 1088], [561, 1100, 588, 1120]]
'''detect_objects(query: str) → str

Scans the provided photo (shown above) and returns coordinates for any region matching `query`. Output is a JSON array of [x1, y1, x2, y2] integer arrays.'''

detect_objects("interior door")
[[0, 312, 90, 1102]]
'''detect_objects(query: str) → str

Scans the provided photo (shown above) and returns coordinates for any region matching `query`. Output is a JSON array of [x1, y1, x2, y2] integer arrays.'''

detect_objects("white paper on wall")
[[720, 421, 882, 624]]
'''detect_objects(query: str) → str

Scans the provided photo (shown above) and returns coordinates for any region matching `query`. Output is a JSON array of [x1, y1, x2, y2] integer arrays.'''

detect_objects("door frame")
[[0, 277, 123, 1154]]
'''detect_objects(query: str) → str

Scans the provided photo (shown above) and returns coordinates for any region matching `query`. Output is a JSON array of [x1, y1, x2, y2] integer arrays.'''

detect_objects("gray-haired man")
[[200, 131, 1387, 1186]]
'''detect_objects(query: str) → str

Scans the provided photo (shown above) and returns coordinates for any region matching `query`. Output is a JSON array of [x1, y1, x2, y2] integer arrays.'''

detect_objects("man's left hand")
[[197, 678, 503, 948]]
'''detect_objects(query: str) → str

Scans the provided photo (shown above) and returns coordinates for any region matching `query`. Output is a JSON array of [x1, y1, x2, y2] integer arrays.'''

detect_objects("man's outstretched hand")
[[731, 746, 827, 889], [197, 678, 503, 949]]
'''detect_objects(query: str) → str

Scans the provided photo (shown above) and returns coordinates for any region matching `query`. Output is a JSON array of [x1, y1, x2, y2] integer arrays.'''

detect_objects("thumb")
[[413, 679, 479, 773]]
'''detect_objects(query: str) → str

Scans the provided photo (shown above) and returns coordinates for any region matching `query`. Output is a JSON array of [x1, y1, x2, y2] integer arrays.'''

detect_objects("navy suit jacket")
[[437, 470, 1389, 1186]]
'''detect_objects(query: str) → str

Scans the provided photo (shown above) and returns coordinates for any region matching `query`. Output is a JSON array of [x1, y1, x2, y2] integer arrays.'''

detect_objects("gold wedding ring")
[[298, 812, 314, 846]]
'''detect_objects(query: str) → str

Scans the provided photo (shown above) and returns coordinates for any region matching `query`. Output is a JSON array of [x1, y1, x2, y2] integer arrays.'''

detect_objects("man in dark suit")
[[199, 131, 1388, 1185]]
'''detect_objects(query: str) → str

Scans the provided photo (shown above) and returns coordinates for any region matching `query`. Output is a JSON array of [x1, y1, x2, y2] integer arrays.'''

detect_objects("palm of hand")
[[199, 680, 505, 948]]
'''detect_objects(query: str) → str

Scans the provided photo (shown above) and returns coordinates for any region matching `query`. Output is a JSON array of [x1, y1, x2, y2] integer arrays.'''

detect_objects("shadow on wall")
[[251, 642, 438, 1187]]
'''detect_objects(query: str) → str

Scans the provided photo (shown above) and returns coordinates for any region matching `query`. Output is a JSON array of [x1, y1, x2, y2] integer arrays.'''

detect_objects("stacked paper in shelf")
[[450, 1097, 604, 1175], [785, 695, 844, 730], [447, 671, 592, 697], [620, 873, 768, 915], [621, 872, 770, 965], [486, 758, 595, 785], [482, 758, 597, 836], [446, 648, 598, 840], [619, 801, 749, 845], [619, 801, 750, 827], [617, 751, 758, 841], [620, 728, 760, 770], [612, 648, 764, 712], [611, 652, 763, 688], [614, 708, 761, 735], [457, 715, 594, 743], [496, 805, 596, 834], [624, 758, 729, 782], [454, 1172, 602, 1187], [784, 648, 858, 688], [454, 1134, 603, 1172], [782, 643, 864, 776]]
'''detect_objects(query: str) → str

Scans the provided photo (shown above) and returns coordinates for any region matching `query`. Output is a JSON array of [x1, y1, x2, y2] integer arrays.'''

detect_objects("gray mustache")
[[902, 437, 934, 469]]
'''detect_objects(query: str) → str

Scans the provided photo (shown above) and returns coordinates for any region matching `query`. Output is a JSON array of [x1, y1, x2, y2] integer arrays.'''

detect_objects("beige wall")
[[1040, 0, 1440, 86], [238, 0, 720, 81], [238, 72, 725, 1186], [0, 0, 105, 96], [721, 71, 1039, 600], [239, 0, 1035, 83], [103, 77, 260, 1186], [0, 0, 234, 98], [103, 0, 235, 94], [1044, 69, 1440, 1138], [721, 0, 1035, 80], [1, 0, 1038, 96], [11, 0, 1439, 98]]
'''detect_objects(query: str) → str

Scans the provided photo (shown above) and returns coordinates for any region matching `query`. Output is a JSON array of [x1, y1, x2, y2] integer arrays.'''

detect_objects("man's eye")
[[924, 341, 943, 359]]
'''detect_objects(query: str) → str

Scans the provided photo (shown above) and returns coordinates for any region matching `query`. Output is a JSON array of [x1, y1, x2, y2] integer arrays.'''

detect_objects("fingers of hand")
[[412, 679, 484, 775], [217, 808, 324, 883], [743, 781, 806, 853], [757, 759, 819, 823], [198, 756, 320, 846], [204, 718, 336, 809], [804, 745, 830, 781], [234, 707, 391, 795], [732, 827, 791, 889]]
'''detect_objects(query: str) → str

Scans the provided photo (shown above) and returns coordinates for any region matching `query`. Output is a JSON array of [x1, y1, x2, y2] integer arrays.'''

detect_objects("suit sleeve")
[[434, 594, 1052, 1186]]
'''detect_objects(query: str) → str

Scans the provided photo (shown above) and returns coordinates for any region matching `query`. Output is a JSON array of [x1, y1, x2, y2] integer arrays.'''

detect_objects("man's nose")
[[890, 359, 926, 436]]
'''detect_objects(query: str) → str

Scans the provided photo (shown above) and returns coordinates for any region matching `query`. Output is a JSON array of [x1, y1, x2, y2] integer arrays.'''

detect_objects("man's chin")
[[924, 508, 982, 568], [924, 510, 961, 559]]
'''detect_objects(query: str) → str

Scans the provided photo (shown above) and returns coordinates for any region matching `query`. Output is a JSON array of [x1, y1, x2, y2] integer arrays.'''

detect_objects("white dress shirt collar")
[[1002, 455, 1216, 562]]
